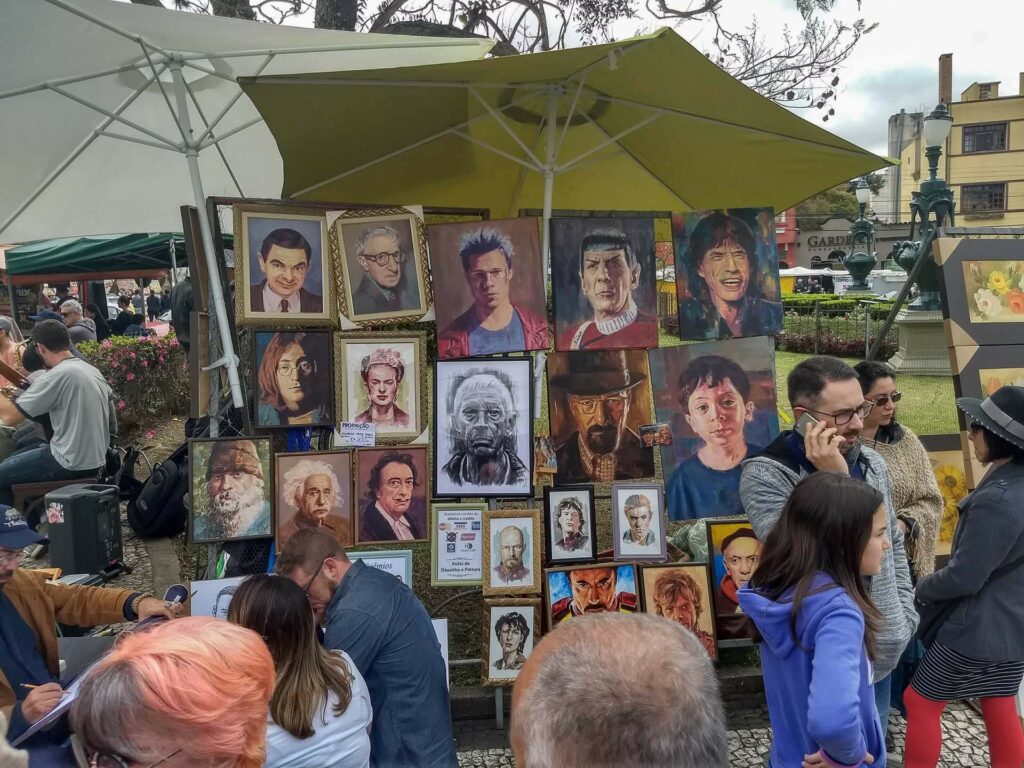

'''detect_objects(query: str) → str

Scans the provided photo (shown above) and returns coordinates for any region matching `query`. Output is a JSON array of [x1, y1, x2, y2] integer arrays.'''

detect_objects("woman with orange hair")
[[69, 617, 274, 768]]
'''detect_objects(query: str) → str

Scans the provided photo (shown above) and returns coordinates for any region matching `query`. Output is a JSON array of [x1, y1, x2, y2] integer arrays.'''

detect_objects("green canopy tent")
[[241, 27, 894, 273], [5, 233, 184, 283]]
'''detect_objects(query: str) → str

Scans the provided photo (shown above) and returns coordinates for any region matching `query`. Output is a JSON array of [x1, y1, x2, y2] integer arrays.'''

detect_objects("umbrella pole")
[[536, 89, 558, 418], [169, 62, 244, 412]]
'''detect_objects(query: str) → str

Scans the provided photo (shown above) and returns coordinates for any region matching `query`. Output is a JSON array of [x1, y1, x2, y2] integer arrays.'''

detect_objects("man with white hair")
[[278, 459, 351, 549], [443, 369, 526, 487], [58, 300, 96, 343], [511, 613, 727, 768], [194, 440, 271, 541], [352, 224, 420, 315]]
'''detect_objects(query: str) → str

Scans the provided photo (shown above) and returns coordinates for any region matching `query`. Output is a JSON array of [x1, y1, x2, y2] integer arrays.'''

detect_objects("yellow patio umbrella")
[[241, 28, 893, 268]]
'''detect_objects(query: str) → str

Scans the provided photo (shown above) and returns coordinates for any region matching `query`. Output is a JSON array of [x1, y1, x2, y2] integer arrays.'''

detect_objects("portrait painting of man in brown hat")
[[190, 437, 273, 543], [547, 350, 655, 484]]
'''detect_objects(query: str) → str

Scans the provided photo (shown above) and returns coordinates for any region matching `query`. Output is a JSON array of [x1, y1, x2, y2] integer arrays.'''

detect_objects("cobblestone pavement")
[[454, 701, 991, 767]]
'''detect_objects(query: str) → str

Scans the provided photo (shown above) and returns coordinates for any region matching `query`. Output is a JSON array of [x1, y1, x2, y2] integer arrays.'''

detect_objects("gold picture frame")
[[334, 330, 428, 445], [481, 598, 541, 686], [233, 202, 335, 328], [482, 508, 543, 597], [330, 208, 432, 327]]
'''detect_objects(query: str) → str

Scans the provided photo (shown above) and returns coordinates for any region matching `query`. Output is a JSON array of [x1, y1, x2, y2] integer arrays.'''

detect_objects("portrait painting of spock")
[[334, 211, 430, 324], [237, 208, 331, 324], [355, 448, 429, 544], [435, 358, 533, 498], [428, 219, 548, 359], [275, 452, 353, 551], [551, 218, 658, 352], [190, 438, 273, 544], [547, 350, 655, 485], [675, 208, 783, 341], [546, 564, 638, 624]]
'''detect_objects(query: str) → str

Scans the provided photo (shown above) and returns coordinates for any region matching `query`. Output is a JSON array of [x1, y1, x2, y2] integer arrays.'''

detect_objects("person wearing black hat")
[[903, 386, 1024, 767], [550, 350, 654, 484], [0, 506, 181, 746]]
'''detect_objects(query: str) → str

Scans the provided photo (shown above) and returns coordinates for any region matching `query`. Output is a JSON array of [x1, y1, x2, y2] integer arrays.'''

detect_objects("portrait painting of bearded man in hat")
[[547, 350, 655, 485], [190, 438, 273, 543], [435, 358, 534, 498]]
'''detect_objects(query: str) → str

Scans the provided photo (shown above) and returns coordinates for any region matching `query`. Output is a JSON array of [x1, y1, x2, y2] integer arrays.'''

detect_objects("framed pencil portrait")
[[542, 485, 597, 565], [482, 508, 543, 597], [233, 203, 334, 327], [330, 208, 431, 326], [611, 481, 667, 562], [482, 598, 541, 686], [434, 357, 534, 498], [334, 330, 427, 444], [431, 503, 486, 587]]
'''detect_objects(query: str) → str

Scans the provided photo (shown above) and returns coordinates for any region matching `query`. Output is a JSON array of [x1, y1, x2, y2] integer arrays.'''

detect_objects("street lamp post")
[[843, 179, 877, 292], [898, 102, 956, 311]]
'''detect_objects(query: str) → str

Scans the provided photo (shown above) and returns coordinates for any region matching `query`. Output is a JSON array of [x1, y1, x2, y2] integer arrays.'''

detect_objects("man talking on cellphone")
[[739, 356, 918, 749]]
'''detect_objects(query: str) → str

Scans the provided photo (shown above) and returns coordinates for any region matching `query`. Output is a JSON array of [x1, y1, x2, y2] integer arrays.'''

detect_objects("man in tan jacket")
[[0, 506, 180, 745]]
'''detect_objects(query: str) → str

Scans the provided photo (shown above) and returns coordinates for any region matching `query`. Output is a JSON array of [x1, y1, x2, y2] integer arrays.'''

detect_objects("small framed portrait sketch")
[[189, 437, 273, 544], [431, 503, 486, 587], [674, 208, 783, 341], [434, 357, 534, 498], [353, 446, 429, 545], [611, 482, 667, 561], [233, 204, 333, 327], [335, 331, 427, 443], [546, 349, 655, 485], [549, 217, 659, 352], [426, 217, 549, 359], [274, 450, 353, 552], [639, 563, 718, 660], [542, 485, 597, 565], [545, 563, 638, 625], [331, 208, 431, 326], [482, 508, 542, 596], [253, 330, 334, 429], [706, 518, 762, 643], [482, 598, 541, 686], [188, 576, 247, 620], [346, 550, 413, 587]]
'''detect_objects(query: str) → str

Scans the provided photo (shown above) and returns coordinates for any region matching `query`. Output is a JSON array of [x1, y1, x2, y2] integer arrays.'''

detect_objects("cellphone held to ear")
[[794, 412, 820, 438]]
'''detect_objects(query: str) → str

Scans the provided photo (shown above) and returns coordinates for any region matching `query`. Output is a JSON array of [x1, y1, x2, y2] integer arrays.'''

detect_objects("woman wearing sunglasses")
[[70, 617, 274, 768]]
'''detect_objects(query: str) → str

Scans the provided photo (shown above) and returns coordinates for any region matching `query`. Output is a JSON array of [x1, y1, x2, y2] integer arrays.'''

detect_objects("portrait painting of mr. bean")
[[189, 438, 273, 544], [334, 212, 429, 324], [427, 218, 548, 359], [550, 217, 659, 352], [546, 349, 655, 485], [648, 336, 780, 521], [434, 358, 534, 498], [354, 446, 429, 545], [237, 209, 331, 324], [675, 208, 783, 341]]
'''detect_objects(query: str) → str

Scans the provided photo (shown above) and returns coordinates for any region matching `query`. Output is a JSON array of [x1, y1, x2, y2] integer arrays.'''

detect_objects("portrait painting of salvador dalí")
[[674, 208, 783, 341], [434, 357, 534, 498]]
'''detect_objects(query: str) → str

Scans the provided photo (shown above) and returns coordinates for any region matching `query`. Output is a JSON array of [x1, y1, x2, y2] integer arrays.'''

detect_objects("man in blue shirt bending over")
[[278, 529, 456, 768]]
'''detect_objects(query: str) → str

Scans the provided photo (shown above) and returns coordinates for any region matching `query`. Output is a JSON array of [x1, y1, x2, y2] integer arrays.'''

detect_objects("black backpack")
[[127, 442, 189, 539]]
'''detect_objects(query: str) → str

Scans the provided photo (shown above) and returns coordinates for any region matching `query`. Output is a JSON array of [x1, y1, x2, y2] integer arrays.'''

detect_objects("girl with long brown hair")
[[228, 574, 372, 768], [738, 472, 891, 768]]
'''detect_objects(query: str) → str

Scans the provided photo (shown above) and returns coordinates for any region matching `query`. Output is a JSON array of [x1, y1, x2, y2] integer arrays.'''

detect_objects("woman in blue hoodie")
[[739, 471, 891, 768]]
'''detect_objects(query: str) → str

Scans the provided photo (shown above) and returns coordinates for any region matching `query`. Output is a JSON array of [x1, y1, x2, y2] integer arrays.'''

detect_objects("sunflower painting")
[[929, 452, 969, 543]]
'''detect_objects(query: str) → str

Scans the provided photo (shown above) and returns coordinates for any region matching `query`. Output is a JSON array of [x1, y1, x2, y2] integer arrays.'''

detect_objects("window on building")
[[961, 183, 1007, 213], [978, 84, 993, 99], [963, 123, 1007, 153]]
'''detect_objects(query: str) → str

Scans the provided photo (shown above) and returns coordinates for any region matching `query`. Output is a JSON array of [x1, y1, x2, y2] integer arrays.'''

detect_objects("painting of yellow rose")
[[964, 261, 1024, 322], [929, 451, 968, 543]]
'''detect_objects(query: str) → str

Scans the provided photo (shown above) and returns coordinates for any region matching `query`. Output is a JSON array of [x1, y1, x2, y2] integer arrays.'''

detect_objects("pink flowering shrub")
[[78, 335, 189, 429]]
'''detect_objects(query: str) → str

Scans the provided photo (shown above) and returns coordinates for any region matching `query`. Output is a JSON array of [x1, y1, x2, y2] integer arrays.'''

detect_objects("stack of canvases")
[[184, 201, 787, 679]]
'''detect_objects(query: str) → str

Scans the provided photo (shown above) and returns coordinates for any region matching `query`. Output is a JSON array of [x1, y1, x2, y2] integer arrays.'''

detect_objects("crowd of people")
[[0, 337, 1022, 767]]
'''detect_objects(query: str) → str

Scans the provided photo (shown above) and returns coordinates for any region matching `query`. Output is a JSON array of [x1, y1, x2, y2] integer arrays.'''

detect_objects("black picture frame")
[[251, 329, 335, 430], [188, 437, 274, 545], [433, 356, 535, 499], [542, 485, 597, 565]]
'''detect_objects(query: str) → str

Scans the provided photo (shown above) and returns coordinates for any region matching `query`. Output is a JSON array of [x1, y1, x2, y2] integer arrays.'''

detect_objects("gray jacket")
[[68, 317, 96, 343], [739, 432, 919, 680], [917, 458, 1024, 661]]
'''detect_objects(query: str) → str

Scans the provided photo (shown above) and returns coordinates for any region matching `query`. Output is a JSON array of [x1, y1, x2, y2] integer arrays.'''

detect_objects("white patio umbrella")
[[0, 0, 492, 409]]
